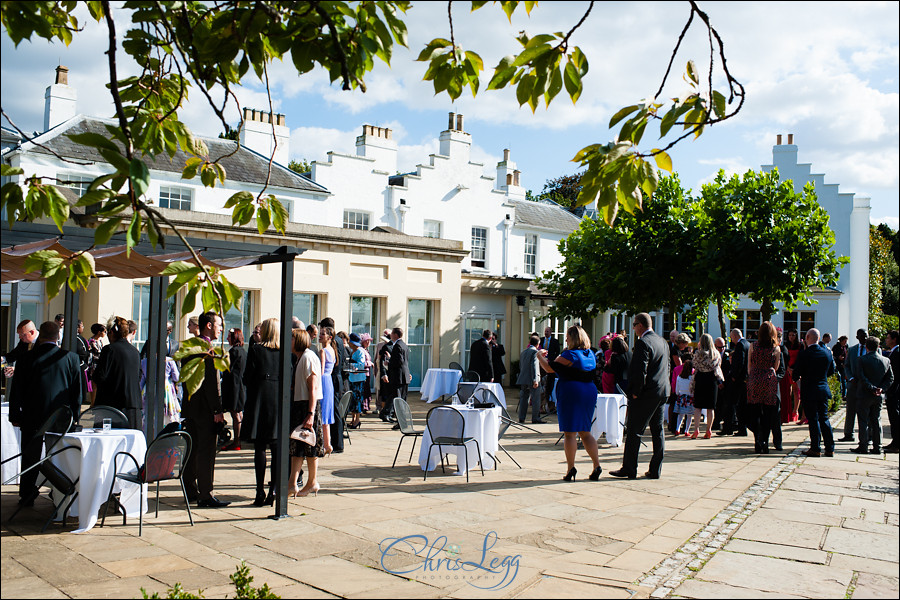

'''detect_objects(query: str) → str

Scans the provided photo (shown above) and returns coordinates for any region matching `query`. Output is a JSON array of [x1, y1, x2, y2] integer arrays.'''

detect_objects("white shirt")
[[293, 348, 323, 402]]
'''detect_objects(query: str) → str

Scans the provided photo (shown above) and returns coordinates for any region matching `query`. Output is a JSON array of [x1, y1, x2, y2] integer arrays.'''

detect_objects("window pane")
[[159, 186, 192, 211], [407, 300, 431, 345], [524, 234, 537, 275], [471, 227, 487, 267], [132, 283, 151, 347], [223, 289, 252, 342], [424, 220, 442, 239], [293, 293, 318, 328], [800, 311, 816, 335], [746, 310, 761, 339], [343, 210, 370, 230]]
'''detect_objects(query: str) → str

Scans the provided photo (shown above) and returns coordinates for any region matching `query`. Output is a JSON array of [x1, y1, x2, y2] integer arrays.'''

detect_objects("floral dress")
[[747, 342, 779, 406]]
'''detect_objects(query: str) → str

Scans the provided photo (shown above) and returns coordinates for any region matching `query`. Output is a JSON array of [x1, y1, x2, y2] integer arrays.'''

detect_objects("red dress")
[[747, 342, 778, 406], [780, 346, 800, 422]]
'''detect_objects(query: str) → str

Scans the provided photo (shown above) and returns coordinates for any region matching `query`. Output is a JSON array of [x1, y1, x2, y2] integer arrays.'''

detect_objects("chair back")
[[39, 460, 77, 494], [497, 406, 514, 439], [470, 387, 501, 407], [615, 384, 627, 397], [462, 370, 480, 383], [143, 431, 192, 484], [35, 405, 74, 457], [337, 391, 353, 421], [425, 405, 466, 444], [394, 397, 417, 434], [79, 406, 129, 429], [448, 361, 464, 374], [435, 394, 454, 404]]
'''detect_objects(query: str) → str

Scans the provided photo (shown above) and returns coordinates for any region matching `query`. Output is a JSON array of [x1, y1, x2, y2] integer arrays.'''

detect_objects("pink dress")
[[601, 349, 616, 393]]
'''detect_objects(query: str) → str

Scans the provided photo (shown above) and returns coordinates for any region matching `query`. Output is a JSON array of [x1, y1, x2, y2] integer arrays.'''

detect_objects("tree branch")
[[557, 1, 594, 53], [310, 1, 358, 91], [101, 0, 134, 159]]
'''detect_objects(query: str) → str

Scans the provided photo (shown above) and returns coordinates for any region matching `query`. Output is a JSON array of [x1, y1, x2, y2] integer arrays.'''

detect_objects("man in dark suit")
[[720, 329, 750, 436], [852, 336, 893, 455], [713, 337, 730, 431], [182, 311, 230, 508], [884, 330, 899, 453], [539, 326, 561, 414], [840, 328, 869, 442], [516, 335, 543, 424], [490, 332, 507, 385], [792, 328, 836, 457], [93, 318, 142, 430], [610, 313, 671, 479], [468, 329, 494, 383], [381, 327, 411, 422], [8, 321, 82, 505], [2, 319, 39, 378]]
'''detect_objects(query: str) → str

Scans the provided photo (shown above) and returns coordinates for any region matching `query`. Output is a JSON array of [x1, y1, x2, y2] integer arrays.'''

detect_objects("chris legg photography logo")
[[379, 531, 521, 590]]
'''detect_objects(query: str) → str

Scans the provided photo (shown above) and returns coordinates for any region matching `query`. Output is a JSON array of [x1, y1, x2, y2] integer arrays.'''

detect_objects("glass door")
[[350, 296, 381, 362], [407, 300, 433, 389]]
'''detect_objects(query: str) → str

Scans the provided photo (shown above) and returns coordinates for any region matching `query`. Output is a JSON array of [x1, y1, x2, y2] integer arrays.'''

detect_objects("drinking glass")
[[102, 418, 112, 432]]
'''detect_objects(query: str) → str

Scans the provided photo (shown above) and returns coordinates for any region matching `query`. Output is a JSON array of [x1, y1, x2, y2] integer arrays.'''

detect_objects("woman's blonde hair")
[[259, 317, 280, 349], [566, 325, 590, 350], [698, 333, 719, 360], [292, 328, 310, 355]]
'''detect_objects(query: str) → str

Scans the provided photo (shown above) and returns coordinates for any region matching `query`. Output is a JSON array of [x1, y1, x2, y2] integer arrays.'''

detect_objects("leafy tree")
[[533, 172, 583, 210], [874, 223, 899, 318], [539, 174, 712, 323], [869, 224, 899, 339], [287, 159, 312, 175]]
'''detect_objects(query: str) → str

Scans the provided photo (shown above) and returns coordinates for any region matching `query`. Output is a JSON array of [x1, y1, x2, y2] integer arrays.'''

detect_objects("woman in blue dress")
[[537, 325, 601, 482], [318, 326, 336, 455]]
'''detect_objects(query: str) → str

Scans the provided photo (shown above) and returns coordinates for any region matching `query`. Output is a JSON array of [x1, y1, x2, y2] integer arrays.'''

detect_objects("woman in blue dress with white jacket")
[[537, 325, 602, 482]]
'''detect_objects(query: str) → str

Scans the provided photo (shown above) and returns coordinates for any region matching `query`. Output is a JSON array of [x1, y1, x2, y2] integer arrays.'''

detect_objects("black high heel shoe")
[[264, 482, 275, 506], [589, 466, 602, 481], [563, 467, 577, 482], [252, 489, 267, 507]]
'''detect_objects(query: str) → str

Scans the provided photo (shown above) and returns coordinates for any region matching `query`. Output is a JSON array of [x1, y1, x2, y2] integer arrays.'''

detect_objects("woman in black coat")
[[240, 318, 281, 506], [603, 336, 631, 394], [221, 328, 247, 451], [93, 316, 142, 430]]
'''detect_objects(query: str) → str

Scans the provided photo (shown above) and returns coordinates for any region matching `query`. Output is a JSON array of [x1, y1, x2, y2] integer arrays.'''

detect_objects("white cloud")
[[872, 215, 899, 230]]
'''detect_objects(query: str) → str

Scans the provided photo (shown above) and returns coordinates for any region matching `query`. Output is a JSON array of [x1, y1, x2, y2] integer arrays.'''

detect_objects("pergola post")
[[7, 282, 18, 351], [62, 285, 79, 355], [273, 248, 295, 519], [146, 275, 168, 440]]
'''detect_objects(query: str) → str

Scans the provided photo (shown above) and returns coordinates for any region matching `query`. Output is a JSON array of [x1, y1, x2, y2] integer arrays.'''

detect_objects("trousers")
[[621, 396, 666, 478], [518, 384, 541, 422]]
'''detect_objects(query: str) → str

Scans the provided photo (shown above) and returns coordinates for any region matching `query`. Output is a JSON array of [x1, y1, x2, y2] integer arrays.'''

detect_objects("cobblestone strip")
[[636, 409, 846, 599]]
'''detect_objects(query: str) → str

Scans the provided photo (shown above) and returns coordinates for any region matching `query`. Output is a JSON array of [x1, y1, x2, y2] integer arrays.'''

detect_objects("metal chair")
[[100, 431, 194, 536], [391, 397, 423, 467], [1, 405, 73, 483], [434, 393, 455, 404], [471, 389, 525, 469], [448, 361, 464, 374], [337, 391, 353, 444], [456, 371, 481, 403], [78, 405, 130, 430], [423, 406, 484, 482]]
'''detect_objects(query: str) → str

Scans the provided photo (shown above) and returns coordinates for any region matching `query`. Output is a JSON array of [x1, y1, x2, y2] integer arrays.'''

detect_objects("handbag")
[[290, 425, 316, 446]]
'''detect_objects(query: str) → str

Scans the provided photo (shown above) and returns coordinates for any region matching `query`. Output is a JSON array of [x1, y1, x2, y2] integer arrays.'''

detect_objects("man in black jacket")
[[719, 329, 750, 436], [468, 329, 494, 383], [381, 327, 411, 423], [2, 319, 39, 378], [883, 330, 899, 453], [182, 311, 229, 508], [8, 321, 82, 505], [539, 326, 561, 414], [793, 328, 836, 457], [610, 313, 671, 480]]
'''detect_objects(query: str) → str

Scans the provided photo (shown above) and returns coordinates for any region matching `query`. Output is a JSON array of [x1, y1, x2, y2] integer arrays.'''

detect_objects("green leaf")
[[129, 159, 150, 197], [686, 60, 699, 85], [98, 148, 131, 173], [712, 90, 727, 118], [563, 61, 582, 103], [609, 105, 639, 128], [178, 355, 207, 400], [94, 217, 123, 245], [44, 185, 70, 231], [270, 196, 288, 233], [653, 150, 673, 172], [256, 205, 270, 234], [126, 211, 142, 253]]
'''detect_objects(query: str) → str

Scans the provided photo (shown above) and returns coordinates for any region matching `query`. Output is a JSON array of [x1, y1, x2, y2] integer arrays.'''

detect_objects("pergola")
[[2, 221, 302, 519]]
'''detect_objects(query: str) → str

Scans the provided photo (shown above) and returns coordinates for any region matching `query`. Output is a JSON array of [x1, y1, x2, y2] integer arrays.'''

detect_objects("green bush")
[[142, 562, 279, 599], [827, 374, 842, 413]]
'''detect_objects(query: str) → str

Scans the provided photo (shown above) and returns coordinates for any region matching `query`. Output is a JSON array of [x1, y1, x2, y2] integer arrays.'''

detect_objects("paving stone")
[[61, 575, 164, 599], [14, 548, 116, 588], [0, 576, 68, 599], [605, 549, 668, 573], [632, 535, 685, 555], [724, 538, 827, 564], [674, 579, 806, 599], [151, 566, 233, 590], [840, 518, 898, 536], [852, 572, 900, 599], [518, 575, 633, 598], [267, 583, 339, 598], [0, 558, 32, 581], [733, 513, 826, 549], [823, 527, 899, 562], [694, 550, 852, 597], [99, 554, 196, 578]]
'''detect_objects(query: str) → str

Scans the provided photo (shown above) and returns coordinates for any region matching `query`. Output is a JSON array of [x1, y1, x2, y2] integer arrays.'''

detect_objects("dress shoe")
[[197, 496, 231, 508], [704, 430, 712, 439], [883, 445, 900, 454], [18, 489, 39, 507], [774, 446, 783, 451], [823, 449, 834, 457], [392, 424, 401, 430], [589, 466, 603, 481], [532, 419, 547, 424], [869, 448, 881, 455], [518, 419, 526, 424], [608, 469, 636, 479], [644, 471, 660, 479], [716, 430, 733, 437], [733, 430, 748, 437], [849, 446, 868, 454], [838, 436, 854, 442], [332, 448, 344, 454], [252, 490, 267, 507], [801, 449, 821, 457], [563, 467, 577, 482]]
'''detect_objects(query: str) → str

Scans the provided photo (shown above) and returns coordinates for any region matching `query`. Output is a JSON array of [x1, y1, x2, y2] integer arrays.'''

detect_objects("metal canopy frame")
[[3, 222, 302, 519]]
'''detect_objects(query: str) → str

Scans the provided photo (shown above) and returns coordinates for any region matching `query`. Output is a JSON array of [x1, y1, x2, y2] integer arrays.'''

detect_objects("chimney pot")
[[787, 133, 794, 144], [448, 112, 456, 130], [513, 170, 520, 186], [277, 114, 285, 126], [456, 114, 464, 132], [506, 174, 513, 185], [55, 65, 69, 85], [385, 128, 392, 140], [503, 149, 510, 161], [777, 134, 782, 145]]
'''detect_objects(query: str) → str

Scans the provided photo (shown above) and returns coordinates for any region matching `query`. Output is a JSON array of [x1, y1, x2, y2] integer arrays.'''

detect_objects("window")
[[407, 300, 434, 388], [159, 185, 192, 211], [223, 290, 253, 341], [292, 293, 319, 329], [609, 312, 629, 336], [730, 310, 762, 340], [132, 283, 178, 349], [59, 173, 94, 197], [471, 227, 487, 268], [343, 210, 370, 230], [350, 296, 381, 362], [783, 311, 816, 336], [423, 220, 442, 239], [524, 234, 538, 276]]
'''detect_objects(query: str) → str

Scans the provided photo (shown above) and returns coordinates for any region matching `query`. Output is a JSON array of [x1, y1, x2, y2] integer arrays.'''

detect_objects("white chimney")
[[439, 113, 471, 161], [44, 66, 77, 131], [355, 124, 398, 172], [239, 108, 290, 165]]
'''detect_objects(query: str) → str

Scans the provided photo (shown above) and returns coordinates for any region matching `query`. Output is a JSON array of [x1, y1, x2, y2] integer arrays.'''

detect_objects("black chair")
[[1, 405, 73, 484], [100, 431, 193, 536], [423, 406, 484, 482], [78, 405, 130, 430], [470, 389, 526, 469], [456, 371, 481, 403], [337, 391, 353, 444], [448, 361, 464, 374], [391, 397, 423, 467], [434, 393, 455, 405]]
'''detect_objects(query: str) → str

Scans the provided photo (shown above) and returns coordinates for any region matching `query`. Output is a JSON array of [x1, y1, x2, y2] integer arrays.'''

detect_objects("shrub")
[[142, 562, 279, 599]]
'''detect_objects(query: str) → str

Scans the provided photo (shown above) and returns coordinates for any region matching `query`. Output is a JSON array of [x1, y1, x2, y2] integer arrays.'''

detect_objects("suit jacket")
[[469, 337, 494, 382], [492, 343, 507, 378], [844, 343, 867, 382], [792, 344, 835, 403], [388, 338, 410, 388], [776, 344, 789, 380], [888, 347, 900, 399], [539, 336, 561, 361], [9, 343, 83, 431], [3, 340, 33, 365], [516, 346, 540, 386], [94, 338, 142, 411], [857, 350, 893, 399], [730, 338, 751, 383], [75, 334, 90, 370], [627, 330, 670, 404], [181, 351, 223, 420]]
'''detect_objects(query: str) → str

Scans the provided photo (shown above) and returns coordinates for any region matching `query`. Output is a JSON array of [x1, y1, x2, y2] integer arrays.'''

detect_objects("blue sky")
[[2, 1, 898, 227]]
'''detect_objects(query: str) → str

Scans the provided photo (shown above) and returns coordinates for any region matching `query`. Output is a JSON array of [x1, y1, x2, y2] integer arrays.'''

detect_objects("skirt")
[[556, 378, 596, 433], [692, 370, 718, 410], [674, 393, 694, 414], [290, 400, 325, 458], [349, 380, 364, 413]]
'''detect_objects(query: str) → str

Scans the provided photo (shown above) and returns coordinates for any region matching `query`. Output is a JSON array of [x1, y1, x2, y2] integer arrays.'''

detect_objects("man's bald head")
[[806, 328, 821, 345], [730, 329, 742, 343]]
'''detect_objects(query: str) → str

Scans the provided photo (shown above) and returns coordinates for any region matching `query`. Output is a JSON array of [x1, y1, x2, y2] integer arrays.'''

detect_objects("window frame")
[[342, 210, 371, 230], [423, 219, 442, 239], [524, 233, 538, 276], [159, 185, 193, 211], [471, 226, 488, 269]]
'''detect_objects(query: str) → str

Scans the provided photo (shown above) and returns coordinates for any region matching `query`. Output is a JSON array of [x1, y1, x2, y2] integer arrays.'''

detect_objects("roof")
[[509, 199, 581, 233], [15, 116, 329, 195]]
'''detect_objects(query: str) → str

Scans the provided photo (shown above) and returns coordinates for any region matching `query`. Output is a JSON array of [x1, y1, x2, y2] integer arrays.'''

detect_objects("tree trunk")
[[761, 298, 774, 322], [717, 296, 727, 339]]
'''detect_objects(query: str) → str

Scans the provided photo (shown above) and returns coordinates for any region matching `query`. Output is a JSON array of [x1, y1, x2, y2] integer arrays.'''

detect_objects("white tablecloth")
[[420, 369, 462, 402], [591, 394, 628, 447], [1, 402, 21, 484], [419, 406, 500, 474], [48, 428, 148, 533]]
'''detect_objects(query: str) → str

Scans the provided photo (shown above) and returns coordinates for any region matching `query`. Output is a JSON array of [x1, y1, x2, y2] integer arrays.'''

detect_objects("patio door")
[[407, 300, 433, 389]]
